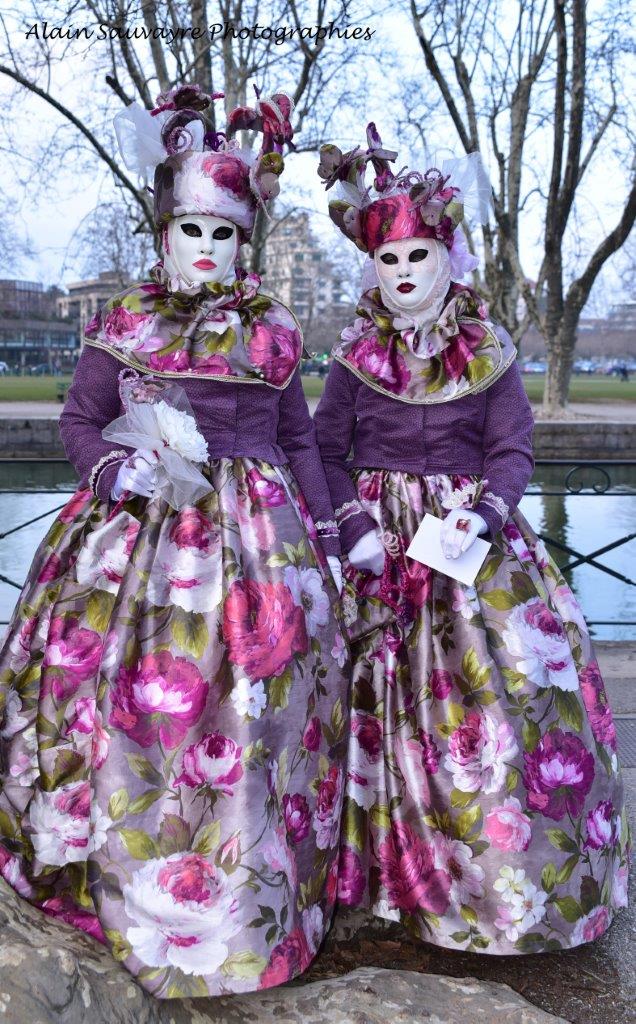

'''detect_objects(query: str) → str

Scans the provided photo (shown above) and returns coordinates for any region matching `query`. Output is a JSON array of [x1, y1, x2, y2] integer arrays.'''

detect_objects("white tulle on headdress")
[[360, 257, 379, 291], [441, 152, 492, 281], [113, 103, 205, 184], [441, 152, 492, 225]]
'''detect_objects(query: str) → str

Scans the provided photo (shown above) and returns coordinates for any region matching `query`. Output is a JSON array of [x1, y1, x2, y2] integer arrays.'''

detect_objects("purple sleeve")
[[276, 369, 341, 558], [59, 343, 135, 502], [313, 361, 377, 554], [473, 361, 535, 537]]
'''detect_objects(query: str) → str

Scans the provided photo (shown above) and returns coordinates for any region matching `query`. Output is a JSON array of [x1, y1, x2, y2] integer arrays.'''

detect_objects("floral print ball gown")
[[0, 270, 349, 999], [314, 286, 630, 956]]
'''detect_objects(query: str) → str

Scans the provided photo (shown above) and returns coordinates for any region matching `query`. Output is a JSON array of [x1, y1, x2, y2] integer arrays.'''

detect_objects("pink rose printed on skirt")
[[0, 458, 349, 999], [338, 469, 630, 954]]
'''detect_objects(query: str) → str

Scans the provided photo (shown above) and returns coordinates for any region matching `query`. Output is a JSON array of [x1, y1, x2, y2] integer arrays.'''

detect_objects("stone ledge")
[[0, 875, 568, 1024], [532, 421, 636, 459], [0, 418, 634, 460]]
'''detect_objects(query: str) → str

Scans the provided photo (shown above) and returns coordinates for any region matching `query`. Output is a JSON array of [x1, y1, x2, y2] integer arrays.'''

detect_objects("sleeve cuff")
[[318, 533, 342, 558], [93, 456, 127, 503], [339, 508, 378, 554], [474, 499, 506, 539]]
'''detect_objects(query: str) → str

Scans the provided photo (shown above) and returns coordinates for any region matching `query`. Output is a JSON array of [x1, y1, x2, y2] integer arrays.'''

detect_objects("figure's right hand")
[[111, 448, 158, 500], [348, 529, 385, 576]]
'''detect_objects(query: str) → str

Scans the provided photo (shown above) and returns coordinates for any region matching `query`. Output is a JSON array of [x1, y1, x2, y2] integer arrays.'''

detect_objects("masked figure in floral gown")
[[314, 125, 630, 954], [0, 86, 349, 999]]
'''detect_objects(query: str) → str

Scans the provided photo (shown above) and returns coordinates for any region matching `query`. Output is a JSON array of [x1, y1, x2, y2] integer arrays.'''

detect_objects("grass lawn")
[[301, 374, 636, 404], [0, 375, 73, 401], [521, 374, 636, 403], [0, 373, 633, 405]]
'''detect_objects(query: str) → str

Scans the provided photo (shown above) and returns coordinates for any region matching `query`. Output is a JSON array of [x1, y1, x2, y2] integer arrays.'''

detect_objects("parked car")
[[29, 363, 50, 375], [0, 361, 9, 375], [574, 359, 595, 373], [522, 361, 546, 374]]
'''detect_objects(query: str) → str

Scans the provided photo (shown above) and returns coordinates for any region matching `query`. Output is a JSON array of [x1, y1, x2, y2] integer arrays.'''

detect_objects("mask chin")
[[163, 215, 239, 287]]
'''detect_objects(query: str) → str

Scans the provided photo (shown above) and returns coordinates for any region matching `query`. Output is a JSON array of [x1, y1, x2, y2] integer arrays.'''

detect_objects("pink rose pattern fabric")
[[0, 459, 349, 999], [333, 284, 517, 404], [338, 469, 630, 953], [85, 274, 302, 389]]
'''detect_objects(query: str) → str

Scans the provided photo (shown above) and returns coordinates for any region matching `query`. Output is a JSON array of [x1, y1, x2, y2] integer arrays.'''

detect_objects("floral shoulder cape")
[[84, 264, 303, 389], [333, 284, 517, 404]]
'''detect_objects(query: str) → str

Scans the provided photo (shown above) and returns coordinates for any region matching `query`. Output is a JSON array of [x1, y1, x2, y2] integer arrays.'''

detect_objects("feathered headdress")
[[318, 122, 492, 280], [114, 84, 294, 240]]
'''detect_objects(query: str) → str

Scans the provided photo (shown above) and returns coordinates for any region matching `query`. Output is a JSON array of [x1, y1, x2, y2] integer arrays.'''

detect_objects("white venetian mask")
[[374, 237, 450, 315], [163, 214, 238, 286]]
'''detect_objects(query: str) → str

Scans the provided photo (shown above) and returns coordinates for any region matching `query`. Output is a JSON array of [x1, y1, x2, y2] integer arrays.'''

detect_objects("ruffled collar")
[[148, 260, 262, 308], [84, 263, 303, 388], [333, 284, 517, 404]]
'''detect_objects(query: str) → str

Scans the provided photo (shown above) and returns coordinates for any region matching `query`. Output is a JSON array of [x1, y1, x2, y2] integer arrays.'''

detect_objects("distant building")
[[56, 271, 123, 341], [261, 213, 348, 351], [0, 279, 78, 371], [0, 279, 63, 319], [608, 301, 636, 331]]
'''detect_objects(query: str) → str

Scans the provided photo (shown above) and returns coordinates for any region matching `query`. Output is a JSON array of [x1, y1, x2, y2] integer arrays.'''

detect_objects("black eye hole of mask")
[[379, 252, 398, 265], [180, 222, 202, 237], [409, 248, 429, 262], [213, 225, 235, 240]]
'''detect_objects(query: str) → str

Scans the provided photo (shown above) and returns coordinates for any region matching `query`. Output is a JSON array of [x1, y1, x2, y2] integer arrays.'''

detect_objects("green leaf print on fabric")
[[221, 951, 269, 978], [192, 820, 222, 856], [118, 828, 158, 860], [338, 469, 629, 956], [0, 469, 349, 997]]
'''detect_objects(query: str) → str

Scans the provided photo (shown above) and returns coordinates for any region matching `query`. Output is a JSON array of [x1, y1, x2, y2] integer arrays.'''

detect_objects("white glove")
[[348, 529, 385, 576], [440, 508, 488, 559], [111, 448, 159, 500], [327, 555, 343, 594]]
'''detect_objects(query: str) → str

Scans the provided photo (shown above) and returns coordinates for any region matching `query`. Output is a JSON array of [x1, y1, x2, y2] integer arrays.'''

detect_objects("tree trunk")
[[542, 323, 577, 416]]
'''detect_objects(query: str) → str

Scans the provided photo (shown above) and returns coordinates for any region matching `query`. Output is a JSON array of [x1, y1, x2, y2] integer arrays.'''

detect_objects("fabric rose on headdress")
[[318, 123, 491, 274], [114, 82, 294, 241]]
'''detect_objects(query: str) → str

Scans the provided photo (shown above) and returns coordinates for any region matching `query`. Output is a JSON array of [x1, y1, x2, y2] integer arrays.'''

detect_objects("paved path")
[[531, 401, 635, 423], [0, 401, 63, 418]]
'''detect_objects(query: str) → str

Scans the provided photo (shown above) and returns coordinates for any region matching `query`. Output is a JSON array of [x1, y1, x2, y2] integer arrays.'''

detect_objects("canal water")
[[0, 461, 634, 640]]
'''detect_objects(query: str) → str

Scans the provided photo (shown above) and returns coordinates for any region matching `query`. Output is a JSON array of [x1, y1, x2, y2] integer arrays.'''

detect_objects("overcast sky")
[[2, 0, 633, 314]]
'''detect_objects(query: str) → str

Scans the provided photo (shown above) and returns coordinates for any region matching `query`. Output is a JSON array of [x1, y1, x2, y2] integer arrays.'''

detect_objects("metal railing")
[[1, 457, 634, 631], [525, 460, 635, 624]]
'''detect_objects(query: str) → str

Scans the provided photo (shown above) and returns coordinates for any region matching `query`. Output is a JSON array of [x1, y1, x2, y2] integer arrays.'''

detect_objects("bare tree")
[[0, 0, 368, 271], [409, 0, 635, 415], [68, 201, 155, 285], [538, 0, 635, 412], [0, 196, 34, 274]]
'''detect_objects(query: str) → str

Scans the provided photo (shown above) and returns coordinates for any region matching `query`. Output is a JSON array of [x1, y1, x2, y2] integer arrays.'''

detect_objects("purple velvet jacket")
[[59, 343, 341, 556], [313, 359, 535, 553]]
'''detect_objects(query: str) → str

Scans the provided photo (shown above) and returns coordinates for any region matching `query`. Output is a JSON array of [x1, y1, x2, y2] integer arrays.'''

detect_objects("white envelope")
[[405, 513, 491, 587]]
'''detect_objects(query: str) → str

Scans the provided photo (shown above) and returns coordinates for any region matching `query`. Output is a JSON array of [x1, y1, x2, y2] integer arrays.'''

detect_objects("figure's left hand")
[[327, 555, 343, 594], [440, 509, 488, 559]]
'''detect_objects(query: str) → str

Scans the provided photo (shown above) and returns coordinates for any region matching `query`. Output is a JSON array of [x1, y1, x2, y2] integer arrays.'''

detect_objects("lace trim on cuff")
[[315, 518, 337, 532], [335, 499, 365, 525], [88, 449, 129, 496], [480, 491, 509, 522]]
